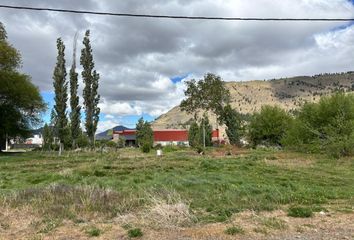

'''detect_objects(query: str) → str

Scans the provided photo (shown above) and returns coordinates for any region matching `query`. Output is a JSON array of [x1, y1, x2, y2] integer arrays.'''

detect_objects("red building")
[[113, 129, 220, 147]]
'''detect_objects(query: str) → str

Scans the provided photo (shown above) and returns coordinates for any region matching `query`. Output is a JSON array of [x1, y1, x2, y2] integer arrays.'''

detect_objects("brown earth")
[[1, 206, 353, 240]]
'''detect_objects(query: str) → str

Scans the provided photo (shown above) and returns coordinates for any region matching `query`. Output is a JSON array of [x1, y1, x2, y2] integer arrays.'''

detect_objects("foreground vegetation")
[[0, 148, 353, 227]]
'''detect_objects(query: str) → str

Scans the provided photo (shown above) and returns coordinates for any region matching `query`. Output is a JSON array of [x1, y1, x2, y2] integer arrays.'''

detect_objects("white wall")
[[154, 141, 189, 147]]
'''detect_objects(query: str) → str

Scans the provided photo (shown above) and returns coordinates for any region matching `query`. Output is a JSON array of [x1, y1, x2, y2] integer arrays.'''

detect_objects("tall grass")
[[0, 149, 353, 224]]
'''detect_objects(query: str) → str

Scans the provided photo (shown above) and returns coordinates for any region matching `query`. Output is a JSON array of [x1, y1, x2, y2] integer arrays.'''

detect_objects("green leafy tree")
[[181, 73, 242, 144], [136, 117, 153, 152], [81, 30, 100, 147], [220, 105, 242, 145], [181, 73, 230, 118], [69, 35, 81, 148], [53, 38, 69, 152], [282, 93, 354, 157], [248, 105, 292, 147], [0, 22, 45, 151], [76, 131, 90, 148]]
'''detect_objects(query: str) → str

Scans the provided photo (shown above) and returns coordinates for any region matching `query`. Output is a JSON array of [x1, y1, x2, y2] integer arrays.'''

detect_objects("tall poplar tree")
[[80, 30, 100, 147], [69, 34, 81, 148], [53, 38, 68, 152]]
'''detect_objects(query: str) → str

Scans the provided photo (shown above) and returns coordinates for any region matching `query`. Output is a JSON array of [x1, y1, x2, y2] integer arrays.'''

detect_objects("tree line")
[[44, 30, 100, 153], [182, 73, 354, 158]]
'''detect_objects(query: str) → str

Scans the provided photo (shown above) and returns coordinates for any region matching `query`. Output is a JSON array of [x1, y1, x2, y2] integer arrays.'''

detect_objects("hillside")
[[96, 125, 132, 140], [153, 71, 354, 130]]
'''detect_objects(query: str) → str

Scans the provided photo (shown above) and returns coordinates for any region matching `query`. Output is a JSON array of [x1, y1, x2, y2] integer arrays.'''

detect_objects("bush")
[[248, 105, 292, 147], [141, 143, 151, 153], [282, 93, 354, 157], [287, 206, 313, 218], [77, 133, 90, 148], [105, 141, 117, 148], [128, 228, 143, 238]]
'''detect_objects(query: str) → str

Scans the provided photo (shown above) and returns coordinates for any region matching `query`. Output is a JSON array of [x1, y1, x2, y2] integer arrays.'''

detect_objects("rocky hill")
[[153, 71, 354, 130]]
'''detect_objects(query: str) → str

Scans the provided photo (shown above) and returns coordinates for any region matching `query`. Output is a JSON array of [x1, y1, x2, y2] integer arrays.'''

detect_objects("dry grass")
[[143, 191, 196, 229], [2, 184, 143, 219], [115, 190, 196, 229]]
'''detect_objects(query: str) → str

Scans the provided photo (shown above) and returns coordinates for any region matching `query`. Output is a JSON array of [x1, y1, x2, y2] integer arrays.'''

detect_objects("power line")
[[1, 4, 354, 22]]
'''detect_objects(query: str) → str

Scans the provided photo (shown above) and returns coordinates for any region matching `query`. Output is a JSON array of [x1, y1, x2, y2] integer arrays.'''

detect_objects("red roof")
[[113, 129, 219, 142], [153, 130, 188, 142]]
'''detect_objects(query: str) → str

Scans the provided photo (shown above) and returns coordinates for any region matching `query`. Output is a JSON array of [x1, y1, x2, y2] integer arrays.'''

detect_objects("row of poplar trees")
[[45, 30, 100, 152]]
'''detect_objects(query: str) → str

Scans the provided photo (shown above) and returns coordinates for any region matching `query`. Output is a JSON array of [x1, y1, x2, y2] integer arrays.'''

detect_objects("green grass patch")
[[86, 226, 101, 237], [128, 228, 143, 238], [287, 206, 313, 218], [0, 149, 353, 224]]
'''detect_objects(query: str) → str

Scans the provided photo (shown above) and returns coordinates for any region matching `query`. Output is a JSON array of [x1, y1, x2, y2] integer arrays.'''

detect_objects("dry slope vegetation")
[[153, 72, 354, 129]]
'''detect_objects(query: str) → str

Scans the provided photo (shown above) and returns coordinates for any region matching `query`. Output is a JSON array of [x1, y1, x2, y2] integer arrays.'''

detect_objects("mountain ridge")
[[152, 71, 354, 130]]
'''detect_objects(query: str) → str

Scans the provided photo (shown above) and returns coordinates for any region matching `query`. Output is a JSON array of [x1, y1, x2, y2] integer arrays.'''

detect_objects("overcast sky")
[[1, 0, 354, 132]]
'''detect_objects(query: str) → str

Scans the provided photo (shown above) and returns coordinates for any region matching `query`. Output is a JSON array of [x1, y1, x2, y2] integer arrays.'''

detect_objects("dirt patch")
[[1, 206, 353, 240], [209, 146, 249, 158]]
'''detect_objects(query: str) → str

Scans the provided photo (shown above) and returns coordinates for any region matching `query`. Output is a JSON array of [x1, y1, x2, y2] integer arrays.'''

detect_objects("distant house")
[[113, 130, 137, 147], [113, 129, 221, 147]]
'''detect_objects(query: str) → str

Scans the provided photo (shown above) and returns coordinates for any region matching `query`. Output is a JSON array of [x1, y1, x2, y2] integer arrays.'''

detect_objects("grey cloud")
[[0, 0, 354, 117]]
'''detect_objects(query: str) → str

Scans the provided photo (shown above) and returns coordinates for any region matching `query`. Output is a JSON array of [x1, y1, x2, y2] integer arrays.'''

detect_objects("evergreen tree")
[[200, 113, 213, 147], [136, 117, 145, 147], [69, 35, 81, 148], [188, 121, 200, 148], [136, 117, 153, 152], [53, 38, 68, 152], [81, 30, 100, 147]]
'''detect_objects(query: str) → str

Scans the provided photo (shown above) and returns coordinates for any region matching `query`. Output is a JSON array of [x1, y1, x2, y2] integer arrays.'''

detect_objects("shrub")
[[282, 93, 354, 157], [287, 206, 313, 218], [86, 226, 101, 237], [248, 105, 292, 147], [105, 141, 117, 148], [220, 105, 242, 145], [224, 225, 245, 235], [141, 143, 151, 153], [128, 228, 143, 238]]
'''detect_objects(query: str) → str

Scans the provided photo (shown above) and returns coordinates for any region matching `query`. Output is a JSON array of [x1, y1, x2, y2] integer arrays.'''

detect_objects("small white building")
[[25, 134, 43, 147]]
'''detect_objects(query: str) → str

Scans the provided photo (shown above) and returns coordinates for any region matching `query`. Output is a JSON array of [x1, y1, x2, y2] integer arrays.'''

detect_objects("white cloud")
[[96, 119, 121, 134]]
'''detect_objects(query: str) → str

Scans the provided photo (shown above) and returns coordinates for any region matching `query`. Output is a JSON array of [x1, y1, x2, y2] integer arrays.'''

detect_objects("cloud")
[[1, 0, 354, 118], [96, 119, 121, 134]]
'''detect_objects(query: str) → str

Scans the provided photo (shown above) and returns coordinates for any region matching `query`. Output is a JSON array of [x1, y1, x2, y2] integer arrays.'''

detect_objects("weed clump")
[[224, 225, 245, 235], [288, 206, 313, 218], [86, 226, 101, 237], [128, 228, 143, 238], [260, 217, 287, 230]]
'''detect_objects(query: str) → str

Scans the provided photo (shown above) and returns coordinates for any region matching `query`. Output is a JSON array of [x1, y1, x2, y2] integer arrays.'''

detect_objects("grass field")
[[0, 147, 353, 238]]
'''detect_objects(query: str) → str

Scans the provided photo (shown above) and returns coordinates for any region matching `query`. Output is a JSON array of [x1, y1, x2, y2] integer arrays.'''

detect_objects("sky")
[[1, 0, 354, 133]]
